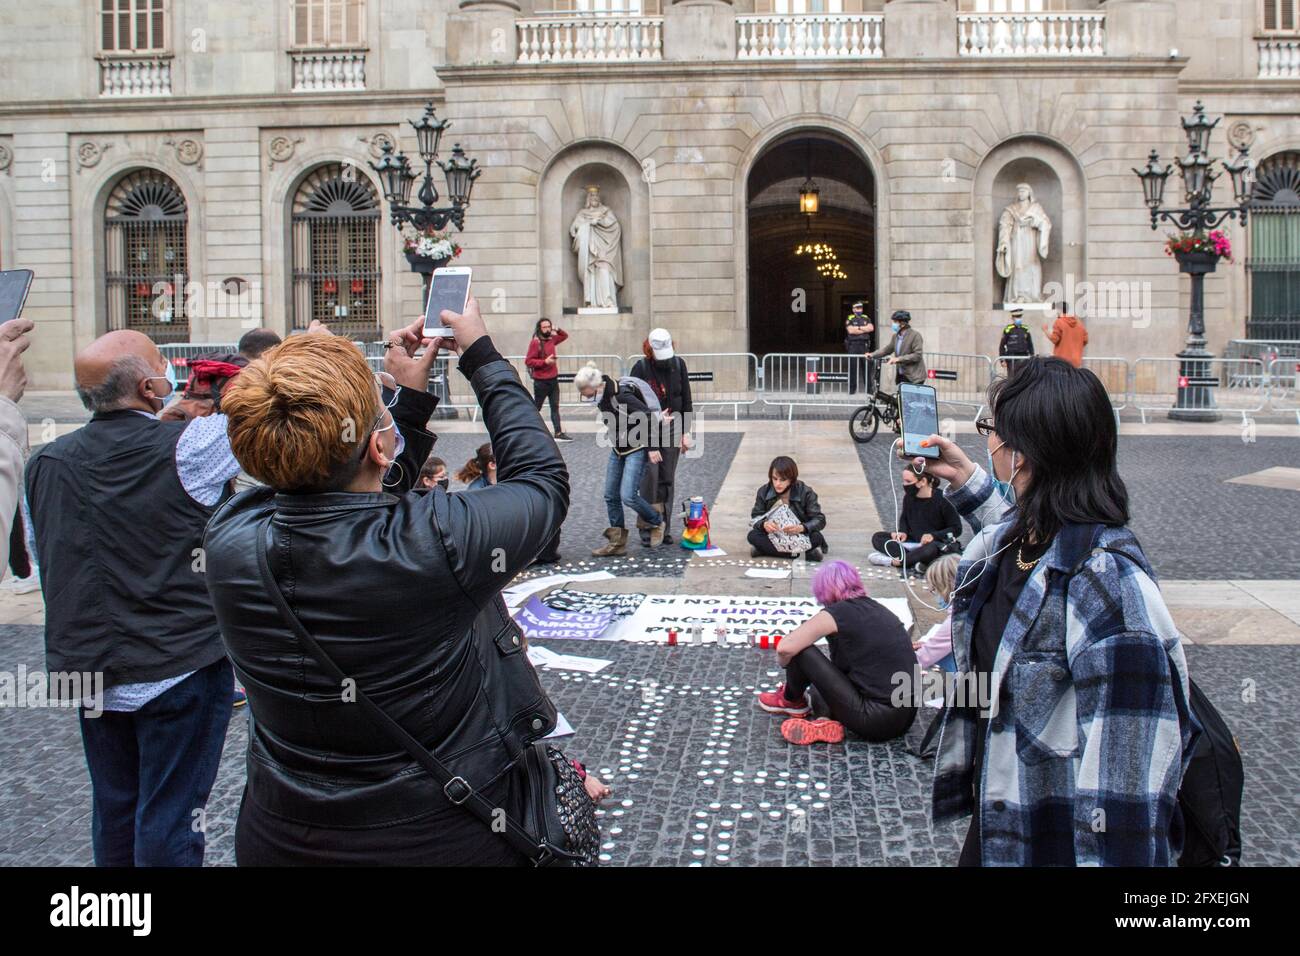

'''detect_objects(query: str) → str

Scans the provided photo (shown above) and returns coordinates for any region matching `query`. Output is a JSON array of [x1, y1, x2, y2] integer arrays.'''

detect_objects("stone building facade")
[[1, 0, 1299, 387]]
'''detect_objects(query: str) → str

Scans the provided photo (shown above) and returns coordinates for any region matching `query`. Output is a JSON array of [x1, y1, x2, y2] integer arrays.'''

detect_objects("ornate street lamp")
[[1133, 101, 1254, 421], [370, 102, 482, 307]]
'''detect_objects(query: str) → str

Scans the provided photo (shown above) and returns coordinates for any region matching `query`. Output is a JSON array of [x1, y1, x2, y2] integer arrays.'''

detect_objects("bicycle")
[[848, 358, 901, 444]]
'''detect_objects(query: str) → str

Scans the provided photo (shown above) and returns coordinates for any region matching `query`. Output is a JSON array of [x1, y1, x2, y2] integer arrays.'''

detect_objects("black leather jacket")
[[203, 338, 569, 832], [749, 480, 826, 535]]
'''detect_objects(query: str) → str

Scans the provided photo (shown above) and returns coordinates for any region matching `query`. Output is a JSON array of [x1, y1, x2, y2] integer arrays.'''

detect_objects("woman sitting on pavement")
[[868, 468, 962, 574], [757, 560, 917, 746], [573, 362, 664, 556], [913, 553, 960, 673], [747, 455, 827, 561], [456, 442, 495, 490]]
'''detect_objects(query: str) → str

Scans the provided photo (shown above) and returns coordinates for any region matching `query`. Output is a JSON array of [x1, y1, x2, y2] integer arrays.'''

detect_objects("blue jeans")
[[604, 448, 661, 529], [78, 657, 233, 866]]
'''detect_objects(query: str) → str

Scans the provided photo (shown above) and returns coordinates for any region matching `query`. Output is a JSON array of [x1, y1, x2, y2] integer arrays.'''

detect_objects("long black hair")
[[533, 317, 553, 339], [987, 357, 1128, 543]]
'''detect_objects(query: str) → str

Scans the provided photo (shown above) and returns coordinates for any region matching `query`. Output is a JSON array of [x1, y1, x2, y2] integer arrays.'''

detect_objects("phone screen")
[[423, 270, 470, 337], [0, 270, 34, 325], [899, 383, 940, 459]]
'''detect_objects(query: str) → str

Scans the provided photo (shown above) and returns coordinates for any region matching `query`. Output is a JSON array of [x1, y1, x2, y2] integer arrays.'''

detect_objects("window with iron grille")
[[291, 0, 366, 48], [100, 0, 168, 53], [291, 164, 381, 340], [1261, 0, 1300, 33], [1248, 152, 1300, 340], [104, 169, 189, 343]]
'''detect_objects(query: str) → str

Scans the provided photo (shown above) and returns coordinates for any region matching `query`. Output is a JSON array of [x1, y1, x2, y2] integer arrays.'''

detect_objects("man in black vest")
[[26, 329, 241, 866]]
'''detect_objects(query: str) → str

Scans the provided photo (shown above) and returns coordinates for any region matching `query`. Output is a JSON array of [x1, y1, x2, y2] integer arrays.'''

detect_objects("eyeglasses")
[[974, 417, 997, 437]]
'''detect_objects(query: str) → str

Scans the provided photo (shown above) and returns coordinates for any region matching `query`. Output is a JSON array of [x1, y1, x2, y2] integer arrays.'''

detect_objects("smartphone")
[[423, 267, 471, 339], [0, 270, 34, 325], [899, 382, 940, 460]]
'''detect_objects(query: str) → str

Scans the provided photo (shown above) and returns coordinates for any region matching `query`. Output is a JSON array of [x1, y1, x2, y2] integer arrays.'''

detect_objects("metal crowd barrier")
[[1267, 356, 1300, 422], [498, 353, 628, 422], [1131, 357, 1269, 424], [159, 342, 239, 388], [623, 352, 759, 420], [995, 354, 1130, 413], [761, 353, 876, 418], [922, 351, 995, 416]]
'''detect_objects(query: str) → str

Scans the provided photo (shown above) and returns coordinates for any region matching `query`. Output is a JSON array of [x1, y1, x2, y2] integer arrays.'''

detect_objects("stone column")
[[1100, 1, 1177, 58], [664, 0, 736, 61], [445, 0, 520, 66], [883, 0, 957, 59]]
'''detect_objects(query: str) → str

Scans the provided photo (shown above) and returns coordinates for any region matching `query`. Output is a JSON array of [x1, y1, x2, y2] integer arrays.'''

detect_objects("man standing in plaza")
[[869, 309, 927, 387], [26, 329, 241, 866], [1042, 307, 1088, 368], [998, 308, 1034, 375], [844, 300, 874, 394], [524, 317, 572, 442]]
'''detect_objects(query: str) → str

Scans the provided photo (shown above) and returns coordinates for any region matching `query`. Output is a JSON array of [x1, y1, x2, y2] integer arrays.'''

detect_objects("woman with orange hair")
[[204, 302, 602, 866]]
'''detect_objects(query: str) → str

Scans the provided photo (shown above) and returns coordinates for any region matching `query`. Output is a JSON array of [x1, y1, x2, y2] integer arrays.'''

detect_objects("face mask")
[[1013, 317, 1023, 326], [891, 322, 900, 333], [580, 393, 598, 404], [903, 483, 918, 496], [436, 477, 449, 491], [987, 441, 1020, 505], [936, 596, 950, 611]]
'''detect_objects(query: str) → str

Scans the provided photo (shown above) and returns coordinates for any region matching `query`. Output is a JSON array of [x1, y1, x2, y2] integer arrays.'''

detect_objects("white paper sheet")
[[691, 547, 727, 558], [744, 567, 791, 579], [547, 653, 613, 674], [544, 712, 575, 739]]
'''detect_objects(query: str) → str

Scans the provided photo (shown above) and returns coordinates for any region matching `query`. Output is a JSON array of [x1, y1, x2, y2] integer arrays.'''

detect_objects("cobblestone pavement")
[[2, 617, 1295, 866], [856, 432, 1300, 580]]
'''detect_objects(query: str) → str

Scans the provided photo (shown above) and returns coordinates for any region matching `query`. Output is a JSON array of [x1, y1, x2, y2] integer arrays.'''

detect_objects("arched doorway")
[[289, 163, 382, 340], [746, 132, 876, 356], [103, 169, 190, 343]]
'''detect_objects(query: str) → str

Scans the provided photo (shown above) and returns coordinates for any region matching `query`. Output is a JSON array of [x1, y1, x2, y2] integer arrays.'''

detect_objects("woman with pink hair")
[[757, 560, 918, 745]]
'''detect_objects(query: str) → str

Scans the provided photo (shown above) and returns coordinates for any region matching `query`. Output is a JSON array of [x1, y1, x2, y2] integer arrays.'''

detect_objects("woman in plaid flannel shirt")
[[913, 358, 1196, 867]]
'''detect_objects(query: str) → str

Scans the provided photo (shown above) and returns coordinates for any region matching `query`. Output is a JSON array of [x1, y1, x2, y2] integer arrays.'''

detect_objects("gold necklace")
[[1015, 543, 1039, 572]]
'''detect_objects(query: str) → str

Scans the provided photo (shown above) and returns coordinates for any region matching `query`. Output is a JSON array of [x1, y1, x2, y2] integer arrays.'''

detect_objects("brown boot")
[[591, 527, 628, 557], [647, 510, 666, 548]]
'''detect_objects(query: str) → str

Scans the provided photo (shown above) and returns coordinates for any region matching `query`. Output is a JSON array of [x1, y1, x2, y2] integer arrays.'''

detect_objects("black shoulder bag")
[[1066, 543, 1243, 867], [254, 521, 598, 867]]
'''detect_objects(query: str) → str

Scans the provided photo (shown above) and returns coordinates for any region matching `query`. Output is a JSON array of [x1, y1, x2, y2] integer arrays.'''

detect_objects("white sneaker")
[[867, 552, 893, 567], [3, 575, 41, 594]]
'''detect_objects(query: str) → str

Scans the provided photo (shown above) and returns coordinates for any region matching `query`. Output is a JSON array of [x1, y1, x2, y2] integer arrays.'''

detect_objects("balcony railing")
[[517, 15, 663, 63], [1258, 37, 1300, 78], [736, 14, 884, 60], [291, 50, 367, 91], [98, 55, 173, 97], [957, 12, 1105, 57]]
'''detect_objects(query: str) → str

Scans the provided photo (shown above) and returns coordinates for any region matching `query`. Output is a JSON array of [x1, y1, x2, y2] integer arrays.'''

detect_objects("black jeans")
[[748, 527, 827, 557], [532, 377, 562, 432], [639, 444, 681, 537], [783, 647, 916, 742], [871, 530, 948, 566], [78, 657, 233, 866]]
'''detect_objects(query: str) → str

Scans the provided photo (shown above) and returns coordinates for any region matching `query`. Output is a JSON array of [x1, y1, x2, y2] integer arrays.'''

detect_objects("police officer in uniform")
[[844, 301, 874, 394], [998, 308, 1034, 376]]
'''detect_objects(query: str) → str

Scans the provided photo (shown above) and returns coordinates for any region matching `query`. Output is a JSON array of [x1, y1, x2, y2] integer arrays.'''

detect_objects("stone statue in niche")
[[570, 185, 623, 311], [995, 183, 1052, 305]]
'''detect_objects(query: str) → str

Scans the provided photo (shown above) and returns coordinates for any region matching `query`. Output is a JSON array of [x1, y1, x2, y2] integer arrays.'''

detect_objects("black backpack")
[[1067, 546, 1243, 867]]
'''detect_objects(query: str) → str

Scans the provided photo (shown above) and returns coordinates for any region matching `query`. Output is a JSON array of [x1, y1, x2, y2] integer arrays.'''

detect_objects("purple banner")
[[514, 596, 616, 641]]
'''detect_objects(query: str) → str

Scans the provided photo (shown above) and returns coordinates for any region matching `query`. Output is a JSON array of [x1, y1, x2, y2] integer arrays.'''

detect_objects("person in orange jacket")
[[1042, 308, 1088, 368]]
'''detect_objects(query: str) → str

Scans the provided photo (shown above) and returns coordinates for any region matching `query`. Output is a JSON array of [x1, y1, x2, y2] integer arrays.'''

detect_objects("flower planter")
[[404, 251, 450, 274], [1174, 249, 1221, 276]]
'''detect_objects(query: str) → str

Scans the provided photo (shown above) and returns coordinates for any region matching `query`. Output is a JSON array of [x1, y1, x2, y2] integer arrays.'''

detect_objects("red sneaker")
[[757, 684, 811, 716], [781, 717, 845, 746]]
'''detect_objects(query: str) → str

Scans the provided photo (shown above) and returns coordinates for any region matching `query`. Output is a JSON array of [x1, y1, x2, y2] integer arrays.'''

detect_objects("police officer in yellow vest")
[[845, 300, 874, 394]]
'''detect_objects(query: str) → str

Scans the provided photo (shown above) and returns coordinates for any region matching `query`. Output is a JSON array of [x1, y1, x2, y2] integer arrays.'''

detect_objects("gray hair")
[[76, 354, 156, 413], [572, 362, 603, 392]]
